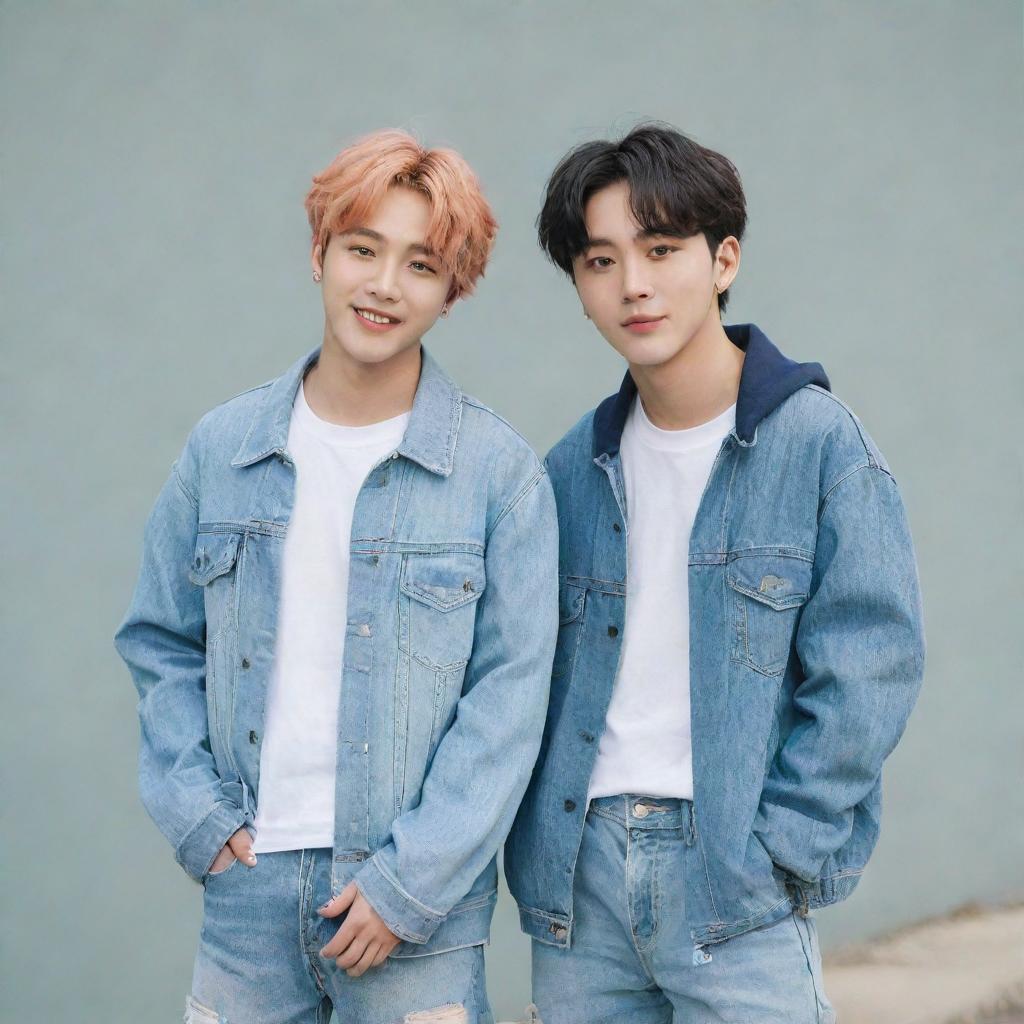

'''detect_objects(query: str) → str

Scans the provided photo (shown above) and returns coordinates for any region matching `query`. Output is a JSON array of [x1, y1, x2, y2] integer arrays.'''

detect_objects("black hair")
[[537, 123, 746, 312]]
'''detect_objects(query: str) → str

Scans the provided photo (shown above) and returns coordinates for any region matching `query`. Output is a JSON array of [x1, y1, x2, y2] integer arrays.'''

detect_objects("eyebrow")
[[581, 227, 686, 254], [342, 227, 437, 258]]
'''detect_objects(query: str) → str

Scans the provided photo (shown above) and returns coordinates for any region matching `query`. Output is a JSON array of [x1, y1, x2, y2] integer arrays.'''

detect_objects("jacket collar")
[[232, 345, 462, 476], [591, 323, 830, 458]]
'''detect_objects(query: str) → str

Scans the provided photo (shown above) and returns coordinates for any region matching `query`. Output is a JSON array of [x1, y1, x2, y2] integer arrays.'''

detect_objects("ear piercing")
[[312, 271, 321, 283], [440, 305, 449, 318]]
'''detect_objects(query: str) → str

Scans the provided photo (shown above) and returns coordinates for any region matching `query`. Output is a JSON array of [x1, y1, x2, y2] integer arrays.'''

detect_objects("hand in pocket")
[[209, 827, 257, 874]]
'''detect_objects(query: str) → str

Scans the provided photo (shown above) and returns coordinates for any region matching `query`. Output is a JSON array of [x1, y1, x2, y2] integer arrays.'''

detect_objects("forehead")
[[346, 186, 433, 247], [582, 180, 640, 239]]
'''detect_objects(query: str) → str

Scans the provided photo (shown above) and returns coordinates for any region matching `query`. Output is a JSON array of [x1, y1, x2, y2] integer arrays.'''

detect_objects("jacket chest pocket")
[[396, 552, 487, 810], [726, 553, 811, 677], [400, 552, 486, 673], [189, 531, 243, 644], [552, 580, 586, 681]]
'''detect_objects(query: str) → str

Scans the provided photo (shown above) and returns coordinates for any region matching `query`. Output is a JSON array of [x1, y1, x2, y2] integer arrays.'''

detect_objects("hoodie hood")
[[592, 323, 830, 457]]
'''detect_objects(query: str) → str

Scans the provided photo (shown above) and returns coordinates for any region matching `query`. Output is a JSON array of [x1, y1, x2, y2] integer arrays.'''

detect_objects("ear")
[[714, 236, 741, 293], [311, 241, 324, 278]]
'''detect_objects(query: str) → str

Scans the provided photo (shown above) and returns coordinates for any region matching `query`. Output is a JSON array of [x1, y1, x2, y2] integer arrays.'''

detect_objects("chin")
[[331, 331, 416, 366], [614, 334, 687, 368]]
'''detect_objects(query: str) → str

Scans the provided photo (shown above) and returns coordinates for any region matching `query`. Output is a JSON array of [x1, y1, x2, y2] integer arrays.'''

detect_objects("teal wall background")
[[3, 2, 1022, 1020]]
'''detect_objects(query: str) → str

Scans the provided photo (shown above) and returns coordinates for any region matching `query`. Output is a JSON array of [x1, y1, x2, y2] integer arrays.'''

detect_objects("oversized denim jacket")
[[114, 346, 558, 955], [505, 324, 926, 952]]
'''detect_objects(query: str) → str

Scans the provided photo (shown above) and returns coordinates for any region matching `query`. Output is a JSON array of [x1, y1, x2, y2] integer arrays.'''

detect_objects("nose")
[[620, 256, 653, 304], [366, 261, 402, 304]]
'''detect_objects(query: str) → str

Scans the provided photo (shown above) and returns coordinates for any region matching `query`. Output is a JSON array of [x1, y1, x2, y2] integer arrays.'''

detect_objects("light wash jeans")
[[187, 848, 493, 1024], [532, 796, 836, 1023]]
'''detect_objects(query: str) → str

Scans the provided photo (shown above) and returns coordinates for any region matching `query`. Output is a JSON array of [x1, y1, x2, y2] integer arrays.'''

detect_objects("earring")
[[583, 311, 591, 320], [440, 305, 449, 318], [312, 271, 321, 283]]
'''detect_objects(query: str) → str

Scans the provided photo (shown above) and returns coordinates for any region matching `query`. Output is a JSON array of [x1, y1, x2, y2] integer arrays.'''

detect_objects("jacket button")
[[248, 730, 258, 744], [564, 799, 576, 812], [578, 730, 594, 743], [607, 626, 618, 638], [241, 657, 251, 669], [612, 522, 621, 532]]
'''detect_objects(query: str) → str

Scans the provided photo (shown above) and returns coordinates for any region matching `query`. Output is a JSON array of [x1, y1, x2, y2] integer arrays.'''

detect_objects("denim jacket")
[[114, 346, 558, 955], [505, 324, 925, 950]]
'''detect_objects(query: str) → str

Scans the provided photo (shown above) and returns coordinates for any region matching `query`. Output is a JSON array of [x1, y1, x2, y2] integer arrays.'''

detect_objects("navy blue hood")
[[592, 323, 830, 457]]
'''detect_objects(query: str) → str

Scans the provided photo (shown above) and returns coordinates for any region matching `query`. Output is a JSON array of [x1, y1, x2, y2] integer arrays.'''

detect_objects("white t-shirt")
[[251, 383, 410, 853], [587, 395, 736, 802]]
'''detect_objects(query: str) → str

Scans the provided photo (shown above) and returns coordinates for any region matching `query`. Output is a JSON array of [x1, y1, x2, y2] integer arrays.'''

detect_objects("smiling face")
[[312, 186, 454, 367], [572, 180, 738, 369]]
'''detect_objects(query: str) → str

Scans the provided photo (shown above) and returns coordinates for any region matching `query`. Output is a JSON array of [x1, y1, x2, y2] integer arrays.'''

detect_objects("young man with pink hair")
[[115, 131, 557, 1024]]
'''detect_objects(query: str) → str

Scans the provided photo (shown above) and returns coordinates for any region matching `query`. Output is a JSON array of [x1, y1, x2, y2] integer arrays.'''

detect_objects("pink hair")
[[305, 130, 498, 301]]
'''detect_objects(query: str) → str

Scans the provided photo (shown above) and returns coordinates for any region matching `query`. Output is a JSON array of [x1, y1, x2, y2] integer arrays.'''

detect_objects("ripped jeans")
[[531, 796, 835, 1024], [187, 848, 492, 1024]]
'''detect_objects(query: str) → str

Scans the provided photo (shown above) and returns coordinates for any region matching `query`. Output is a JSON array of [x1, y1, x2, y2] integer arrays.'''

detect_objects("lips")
[[622, 315, 667, 334], [353, 307, 402, 330]]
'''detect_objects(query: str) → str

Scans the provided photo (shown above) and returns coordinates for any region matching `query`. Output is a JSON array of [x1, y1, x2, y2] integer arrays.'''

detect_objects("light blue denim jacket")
[[114, 346, 558, 955], [505, 324, 925, 951]]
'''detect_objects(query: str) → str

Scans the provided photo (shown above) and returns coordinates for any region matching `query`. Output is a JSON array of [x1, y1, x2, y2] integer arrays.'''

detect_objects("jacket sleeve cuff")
[[354, 852, 445, 945], [175, 801, 247, 882], [754, 800, 825, 883]]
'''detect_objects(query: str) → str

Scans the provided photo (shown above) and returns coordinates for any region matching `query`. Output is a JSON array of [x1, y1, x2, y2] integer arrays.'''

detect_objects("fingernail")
[[317, 902, 330, 913], [247, 854, 257, 864]]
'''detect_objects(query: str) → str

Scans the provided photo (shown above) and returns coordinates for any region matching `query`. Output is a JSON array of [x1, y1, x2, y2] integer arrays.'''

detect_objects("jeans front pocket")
[[203, 853, 240, 884]]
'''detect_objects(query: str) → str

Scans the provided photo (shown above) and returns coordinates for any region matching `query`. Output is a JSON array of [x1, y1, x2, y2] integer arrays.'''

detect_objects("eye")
[[409, 261, 436, 274], [649, 245, 677, 257], [586, 256, 614, 270], [350, 245, 374, 257]]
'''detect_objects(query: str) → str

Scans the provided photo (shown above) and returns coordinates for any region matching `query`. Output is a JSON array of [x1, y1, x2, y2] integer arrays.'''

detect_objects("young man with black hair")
[[505, 124, 925, 1022]]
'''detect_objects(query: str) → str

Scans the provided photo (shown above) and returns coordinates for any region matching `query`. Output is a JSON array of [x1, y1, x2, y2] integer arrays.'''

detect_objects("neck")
[[629, 317, 743, 431], [303, 335, 420, 427]]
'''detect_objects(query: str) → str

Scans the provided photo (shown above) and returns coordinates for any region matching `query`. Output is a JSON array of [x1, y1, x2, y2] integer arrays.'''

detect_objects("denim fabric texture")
[[532, 796, 835, 1023], [188, 848, 493, 1024], [506, 324, 926, 953], [115, 346, 559, 955]]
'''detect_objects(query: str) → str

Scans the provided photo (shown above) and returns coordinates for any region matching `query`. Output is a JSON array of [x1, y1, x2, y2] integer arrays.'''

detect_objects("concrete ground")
[[824, 904, 1024, 1024]]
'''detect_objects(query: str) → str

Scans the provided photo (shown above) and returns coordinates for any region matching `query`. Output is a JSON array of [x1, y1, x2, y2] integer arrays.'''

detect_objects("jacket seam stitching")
[[173, 464, 199, 510], [461, 395, 538, 451], [486, 468, 546, 541], [805, 384, 883, 467], [819, 463, 893, 521]]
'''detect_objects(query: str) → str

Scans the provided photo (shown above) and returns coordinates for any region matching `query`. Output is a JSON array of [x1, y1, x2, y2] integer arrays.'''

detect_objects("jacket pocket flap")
[[189, 533, 241, 586], [726, 554, 811, 610], [401, 554, 486, 612], [558, 581, 585, 624]]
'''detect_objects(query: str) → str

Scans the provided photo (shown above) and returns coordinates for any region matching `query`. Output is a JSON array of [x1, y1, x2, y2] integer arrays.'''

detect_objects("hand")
[[209, 827, 257, 874], [318, 881, 400, 976]]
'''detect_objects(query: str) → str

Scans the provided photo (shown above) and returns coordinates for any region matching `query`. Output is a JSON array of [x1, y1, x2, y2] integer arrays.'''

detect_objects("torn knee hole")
[[403, 1004, 468, 1023], [184, 993, 221, 1023]]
